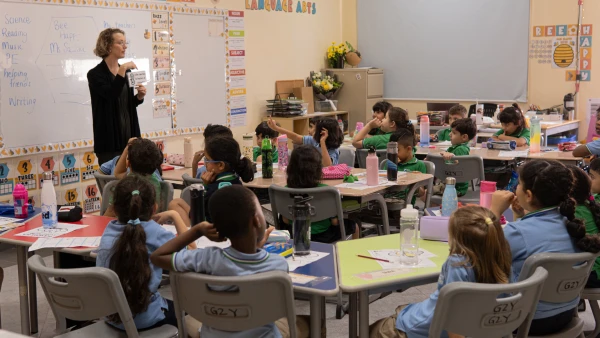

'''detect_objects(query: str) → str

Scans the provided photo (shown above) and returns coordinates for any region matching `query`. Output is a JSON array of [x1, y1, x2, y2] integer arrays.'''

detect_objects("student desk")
[[488, 120, 580, 147], [0, 215, 113, 335], [336, 235, 449, 338], [415, 145, 582, 164], [161, 167, 191, 182]]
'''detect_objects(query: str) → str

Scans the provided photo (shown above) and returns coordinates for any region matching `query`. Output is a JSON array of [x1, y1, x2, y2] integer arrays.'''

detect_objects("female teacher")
[[87, 28, 147, 164]]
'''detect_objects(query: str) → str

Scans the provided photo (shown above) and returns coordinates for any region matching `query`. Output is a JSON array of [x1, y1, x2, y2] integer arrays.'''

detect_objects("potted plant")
[[327, 42, 348, 69], [344, 41, 362, 67]]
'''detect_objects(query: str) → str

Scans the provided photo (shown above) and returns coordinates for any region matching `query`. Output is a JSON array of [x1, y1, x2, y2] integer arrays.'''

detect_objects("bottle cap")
[[43, 172, 53, 181], [261, 138, 272, 149], [277, 134, 288, 141], [189, 183, 205, 191], [445, 177, 456, 185], [420, 115, 429, 122], [368, 146, 376, 154], [401, 204, 419, 218], [14, 183, 26, 192]]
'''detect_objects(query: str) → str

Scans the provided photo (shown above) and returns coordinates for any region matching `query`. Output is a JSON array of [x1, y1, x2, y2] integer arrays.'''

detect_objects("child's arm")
[[150, 222, 218, 270], [352, 118, 382, 149], [191, 150, 204, 178], [153, 210, 197, 249], [114, 138, 137, 179], [573, 144, 592, 157], [490, 190, 516, 219], [495, 134, 528, 147], [267, 118, 303, 144], [319, 128, 333, 167]]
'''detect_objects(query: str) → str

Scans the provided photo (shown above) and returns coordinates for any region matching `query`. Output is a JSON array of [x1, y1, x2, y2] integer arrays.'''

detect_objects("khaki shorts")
[[369, 305, 409, 338]]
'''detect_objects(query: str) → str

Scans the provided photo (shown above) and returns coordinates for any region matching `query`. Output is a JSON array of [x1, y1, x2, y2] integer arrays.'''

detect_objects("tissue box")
[[420, 216, 450, 242], [167, 154, 185, 166]]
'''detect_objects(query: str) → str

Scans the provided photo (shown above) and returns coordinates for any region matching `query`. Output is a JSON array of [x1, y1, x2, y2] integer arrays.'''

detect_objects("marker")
[[357, 255, 389, 263]]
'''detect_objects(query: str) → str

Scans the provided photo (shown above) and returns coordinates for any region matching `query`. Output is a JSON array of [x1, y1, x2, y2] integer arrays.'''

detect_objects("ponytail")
[[560, 198, 600, 253], [108, 176, 156, 323], [565, 165, 600, 253], [236, 156, 254, 183]]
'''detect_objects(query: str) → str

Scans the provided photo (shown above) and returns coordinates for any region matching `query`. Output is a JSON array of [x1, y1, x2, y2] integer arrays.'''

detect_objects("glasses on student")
[[114, 41, 128, 46]]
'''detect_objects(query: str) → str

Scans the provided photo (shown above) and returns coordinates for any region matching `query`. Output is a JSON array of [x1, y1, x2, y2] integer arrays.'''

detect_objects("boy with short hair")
[[437, 118, 477, 196], [193, 124, 233, 179], [436, 105, 467, 142], [384, 128, 427, 205], [369, 101, 393, 136], [253, 121, 279, 163]]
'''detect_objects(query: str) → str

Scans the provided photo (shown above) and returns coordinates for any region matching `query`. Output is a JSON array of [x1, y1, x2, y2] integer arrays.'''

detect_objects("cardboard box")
[[292, 87, 314, 114], [275, 79, 304, 99]]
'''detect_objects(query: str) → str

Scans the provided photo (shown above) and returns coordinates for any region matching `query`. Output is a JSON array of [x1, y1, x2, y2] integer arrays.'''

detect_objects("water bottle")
[[419, 115, 430, 147], [290, 196, 314, 256], [366, 146, 379, 186], [387, 141, 398, 181], [242, 133, 254, 161], [41, 172, 57, 228], [13, 184, 29, 219], [355, 122, 364, 135], [400, 204, 419, 266], [189, 184, 205, 225], [261, 138, 273, 179], [506, 170, 519, 193], [184, 137, 193, 168], [480, 181, 496, 209], [277, 134, 289, 172], [338, 119, 344, 133], [530, 117, 541, 153], [441, 177, 458, 217]]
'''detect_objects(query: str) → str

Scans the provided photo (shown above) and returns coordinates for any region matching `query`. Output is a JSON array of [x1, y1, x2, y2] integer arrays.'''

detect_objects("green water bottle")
[[262, 138, 273, 179]]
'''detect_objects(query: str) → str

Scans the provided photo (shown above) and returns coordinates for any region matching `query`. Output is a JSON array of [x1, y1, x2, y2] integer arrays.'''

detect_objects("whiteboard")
[[171, 13, 227, 131]]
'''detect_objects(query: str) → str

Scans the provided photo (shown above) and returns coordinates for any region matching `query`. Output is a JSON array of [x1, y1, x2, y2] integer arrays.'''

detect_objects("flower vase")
[[335, 55, 345, 69]]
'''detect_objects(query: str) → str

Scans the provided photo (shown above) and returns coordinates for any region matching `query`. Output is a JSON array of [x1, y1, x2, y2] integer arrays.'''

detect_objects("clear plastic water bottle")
[[400, 204, 419, 266], [41, 172, 58, 228], [441, 177, 458, 217], [420, 115, 430, 147]]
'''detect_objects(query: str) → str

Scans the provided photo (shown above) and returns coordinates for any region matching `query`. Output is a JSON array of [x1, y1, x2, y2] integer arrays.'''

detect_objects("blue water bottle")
[[441, 177, 458, 216]]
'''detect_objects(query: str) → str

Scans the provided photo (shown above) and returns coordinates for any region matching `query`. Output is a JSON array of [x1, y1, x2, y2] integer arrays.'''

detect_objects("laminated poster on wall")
[[154, 82, 171, 96], [0, 160, 16, 197], [56, 186, 82, 208], [59, 153, 81, 186], [83, 183, 101, 214], [154, 69, 171, 82], [551, 37, 576, 69], [153, 98, 172, 118], [152, 30, 169, 43], [151, 12, 169, 29], [80, 151, 99, 182], [14, 157, 38, 190], [152, 43, 170, 57], [208, 18, 224, 37], [153, 56, 170, 69], [37, 155, 59, 187]]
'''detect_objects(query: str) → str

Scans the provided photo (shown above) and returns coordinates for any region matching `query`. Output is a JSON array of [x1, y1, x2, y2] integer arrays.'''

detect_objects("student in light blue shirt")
[[491, 160, 600, 336], [96, 175, 192, 331], [192, 124, 234, 180], [267, 117, 343, 167], [370, 206, 513, 338], [152, 185, 290, 338], [99, 155, 162, 179]]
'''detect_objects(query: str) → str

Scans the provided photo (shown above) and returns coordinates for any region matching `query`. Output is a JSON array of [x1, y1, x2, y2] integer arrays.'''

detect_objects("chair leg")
[[586, 299, 600, 338]]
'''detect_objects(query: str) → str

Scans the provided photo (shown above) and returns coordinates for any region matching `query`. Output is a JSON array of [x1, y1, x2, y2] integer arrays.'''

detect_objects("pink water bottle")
[[366, 147, 379, 186], [13, 184, 29, 219], [480, 181, 496, 209]]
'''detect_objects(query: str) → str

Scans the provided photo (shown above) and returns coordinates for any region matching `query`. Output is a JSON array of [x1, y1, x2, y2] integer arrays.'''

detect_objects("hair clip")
[[406, 120, 412, 126], [590, 195, 596, 202], [484, 217, 493, 226], [131, 190, 140, 196], [128, 218, 141, 226]]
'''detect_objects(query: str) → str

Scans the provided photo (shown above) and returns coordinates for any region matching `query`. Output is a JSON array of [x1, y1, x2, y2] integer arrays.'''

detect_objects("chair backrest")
[[468, 103, 498, 118], [181, 186, 191, 205], [27, 254, 141, 338], [94, 172, 117, 195], [182, 173, 203, 187], [356, 149, 387, 169], [425, 154, 484, 186], [268, 185, 347, 239], [429, 267, 548, 338], [100, 179, 174, 215], [338, 147, 356, 167], [170, 270, 296, 338], [518, 252, 598, 303]]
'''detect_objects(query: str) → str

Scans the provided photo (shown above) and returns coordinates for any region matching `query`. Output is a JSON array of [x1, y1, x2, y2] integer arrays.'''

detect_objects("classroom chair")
[[379, 159, 434, 208], [517, 252, 598, 338], [100, 180, 174, 216], [425, 154, 485, 204], [27, 255, 178, 338], [468, 103, 498, 118], [0, 267, 3, 328], [93, 172, 117, 195], [338, 147, 356, 167], [170, 270, 297, 338], [182, 173, 203, 187], [356, 149, 387, 169], [581, 287, 600, 338], [429, 266, 547, 338]]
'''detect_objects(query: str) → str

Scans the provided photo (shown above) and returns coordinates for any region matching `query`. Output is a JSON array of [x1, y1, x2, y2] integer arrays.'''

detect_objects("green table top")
[[336, 234, 450, 292]]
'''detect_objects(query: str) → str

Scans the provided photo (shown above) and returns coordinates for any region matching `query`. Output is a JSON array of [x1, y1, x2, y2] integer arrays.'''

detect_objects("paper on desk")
[[498, 150, 529, 158], [29, 236, 101, 252], [367, 249, 437, 270], [16, 223, 88, 238], [287, 251, 329, 271], [0, 216, 27, 234]]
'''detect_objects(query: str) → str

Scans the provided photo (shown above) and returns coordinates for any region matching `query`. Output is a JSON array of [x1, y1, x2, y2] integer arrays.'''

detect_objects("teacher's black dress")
[[87, 60, 143, 164]]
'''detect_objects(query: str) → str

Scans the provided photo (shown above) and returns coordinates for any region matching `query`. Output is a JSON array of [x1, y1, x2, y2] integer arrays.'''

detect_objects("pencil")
[[357, 254, 390, 263]]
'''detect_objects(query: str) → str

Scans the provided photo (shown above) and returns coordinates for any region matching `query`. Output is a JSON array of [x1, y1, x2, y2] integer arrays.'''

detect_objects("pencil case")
[[267, 230, 290, 243], [420, 216, 450, 242], [487, 140, 517, 150], [264, 241, 293, 258]]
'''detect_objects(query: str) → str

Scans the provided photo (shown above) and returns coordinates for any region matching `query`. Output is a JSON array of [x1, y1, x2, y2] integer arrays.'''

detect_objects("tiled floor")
[[0, 245, 598, 337]]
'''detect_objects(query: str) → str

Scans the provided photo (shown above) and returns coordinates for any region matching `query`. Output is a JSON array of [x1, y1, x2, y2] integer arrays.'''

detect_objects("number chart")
[[59, 153, 81, 185], [83, 184, 100, 213], [0, 161, 15, 196], [80, 152, 99, 181], [15, 158, 37, 190], [38, 155, 59, 187], [57, 187, 81, 207]]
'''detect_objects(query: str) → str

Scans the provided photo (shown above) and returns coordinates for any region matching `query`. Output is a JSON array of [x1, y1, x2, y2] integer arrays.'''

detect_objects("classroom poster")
[[551, 37, 576, 69], [151, 12, 169, 29], [152, 43, 169, 57], [154, 69, 171, 82], [37, 155, 59, 187], [15, 157, 37, 190], [153, 56, 170, 69], [152, 30, 169, 43], [587, 98, 600, 143], [154, 82, 171, 96], [59, 153, 81, 186], [227, 10, 246, 128], [0, 160, 15, 196], [83, 183, 101, 214], [56, 187, 82, 207], [153, 98, 172, 118], [80, 151, 99, 182], [208, 18, 224, 37]]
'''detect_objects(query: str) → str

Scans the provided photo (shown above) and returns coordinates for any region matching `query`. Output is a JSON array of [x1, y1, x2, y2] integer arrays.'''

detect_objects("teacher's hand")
[[136, 85, 147, 100], [117, 61, 137, 77]]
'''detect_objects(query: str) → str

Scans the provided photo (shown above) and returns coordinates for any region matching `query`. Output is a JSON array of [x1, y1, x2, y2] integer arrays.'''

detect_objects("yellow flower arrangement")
[[309, 71, 343, 100], [327, 42, 348, 68]]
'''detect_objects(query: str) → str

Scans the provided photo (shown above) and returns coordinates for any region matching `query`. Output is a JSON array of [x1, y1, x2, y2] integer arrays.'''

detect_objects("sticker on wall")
[[0, 160, 15, 196], [37, 155, 59, 187], [552, 37, 576, 69], [83, 184, 101, 214], [59, 153, 81, 186], [15, 158, 37, 190], [80, 151, 99, 181]]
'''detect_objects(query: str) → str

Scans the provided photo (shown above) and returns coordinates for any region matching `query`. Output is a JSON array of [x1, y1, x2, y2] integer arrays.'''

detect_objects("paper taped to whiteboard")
[[127, 70, 148, 87]]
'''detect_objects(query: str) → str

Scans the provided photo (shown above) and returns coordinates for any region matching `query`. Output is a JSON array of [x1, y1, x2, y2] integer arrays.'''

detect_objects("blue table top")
[[292, 241, 337, 293]]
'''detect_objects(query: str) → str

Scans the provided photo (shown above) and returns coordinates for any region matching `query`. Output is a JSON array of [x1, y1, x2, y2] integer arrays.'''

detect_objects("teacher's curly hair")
[[94, 28, 125, 58]]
